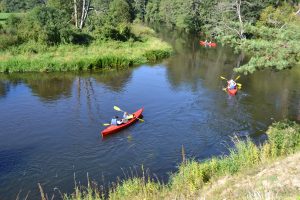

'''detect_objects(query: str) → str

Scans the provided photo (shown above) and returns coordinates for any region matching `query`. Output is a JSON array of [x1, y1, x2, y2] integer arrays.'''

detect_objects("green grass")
[[0, 24, 173, 73], [55, 120, 300, 200]]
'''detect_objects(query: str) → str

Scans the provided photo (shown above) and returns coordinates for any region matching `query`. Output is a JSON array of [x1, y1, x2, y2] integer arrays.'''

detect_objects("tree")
[[133, 0, 146, 21], [145, 0, 160, 22], [13, 6, 73, 44], [1, 0, 45, 12], [215, 0, 247, 39], [258, 3, 297, 28], [73, 0, 93, 29], [108, 0, 131, 25]]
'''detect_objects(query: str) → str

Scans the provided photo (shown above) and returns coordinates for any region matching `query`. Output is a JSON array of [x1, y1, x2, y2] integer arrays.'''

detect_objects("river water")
[[0, 30, 299, 199]]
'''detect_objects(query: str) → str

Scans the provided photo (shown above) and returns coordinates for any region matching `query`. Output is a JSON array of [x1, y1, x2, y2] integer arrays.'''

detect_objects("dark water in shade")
[[0, 30, 299, 199]]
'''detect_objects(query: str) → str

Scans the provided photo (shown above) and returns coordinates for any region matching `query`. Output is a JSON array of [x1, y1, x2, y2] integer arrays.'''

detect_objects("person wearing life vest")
[[227, 79, 237, 90], [122, 112, 134, 123], [111, 116, 123, 126]]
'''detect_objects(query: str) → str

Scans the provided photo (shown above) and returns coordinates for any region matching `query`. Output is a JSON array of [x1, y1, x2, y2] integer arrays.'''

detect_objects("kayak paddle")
[[220, 76, 227, 81], [114, 106, 144, 122], [103, 123, 110, 126], [221, 76, 242, 88]]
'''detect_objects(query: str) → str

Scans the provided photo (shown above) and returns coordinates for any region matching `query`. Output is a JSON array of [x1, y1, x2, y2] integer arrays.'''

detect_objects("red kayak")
[[199, 41, 217, 47], [227, 86, 238, 96], [101, 108, 144, 137]]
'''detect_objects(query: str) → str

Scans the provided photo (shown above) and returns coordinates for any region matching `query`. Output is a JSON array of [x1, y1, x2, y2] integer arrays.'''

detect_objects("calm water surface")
[[0, 31, 299, 199]]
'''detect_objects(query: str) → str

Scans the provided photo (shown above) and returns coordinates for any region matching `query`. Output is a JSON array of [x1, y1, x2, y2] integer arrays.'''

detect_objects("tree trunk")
[[235, 0, 244, 38], [79, 0, 86, 29], [79, 0, 92, 29], [74, 0, 78, 28]]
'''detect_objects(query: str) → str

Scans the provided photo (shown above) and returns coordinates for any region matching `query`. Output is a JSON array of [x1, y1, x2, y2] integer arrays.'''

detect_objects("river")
[[0, 29, 299, 199]]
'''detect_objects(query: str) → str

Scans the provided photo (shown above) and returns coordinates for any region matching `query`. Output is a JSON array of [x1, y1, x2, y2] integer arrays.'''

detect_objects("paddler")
[[227, 79, 237, 90], [111, 116, 123, 125], [122, 112, 134, 123]]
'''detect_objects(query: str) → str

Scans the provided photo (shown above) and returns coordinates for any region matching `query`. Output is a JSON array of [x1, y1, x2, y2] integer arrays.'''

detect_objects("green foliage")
[[133, 0, 146, 22], [158, 0, 202, 31], [220, 3, 300, 74], [91, 0, 134, 41], [108, 0, 131, 25], [1, 0, 44, 12], [258, 3, 297, 28], [233, 23, 300, 74], [3, 6, 74, 45], [100, 23, 133, 41], [145, 0, 160, 22], [0, 34, 20, 50], [46, 0, 73, 18], [265, 120, 300, 157], [24, 6, 73, 44]]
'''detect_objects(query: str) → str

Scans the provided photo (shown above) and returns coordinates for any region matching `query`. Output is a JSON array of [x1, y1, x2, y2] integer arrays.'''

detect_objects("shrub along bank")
[[0, 24, 172, 73], [58, 120, 300, 200]]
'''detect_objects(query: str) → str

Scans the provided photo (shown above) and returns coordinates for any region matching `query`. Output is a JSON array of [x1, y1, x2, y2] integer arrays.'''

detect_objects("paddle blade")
[[103, 123, 110, 126], [113, 106, 122, 112], [220, 76, 227, 80], [137, 118, 145, 122], [235, 76, 240, 81], [237, 83, 242, 87]]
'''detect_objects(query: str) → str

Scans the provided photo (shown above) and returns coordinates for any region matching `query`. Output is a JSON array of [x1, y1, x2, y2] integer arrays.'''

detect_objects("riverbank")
[[57, 120, 299, 199], [0, 24, 173, 73]]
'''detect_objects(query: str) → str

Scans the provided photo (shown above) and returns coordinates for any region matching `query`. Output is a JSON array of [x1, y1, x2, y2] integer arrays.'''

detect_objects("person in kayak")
[[111, 116, 123, 126], [227, 79, 237, 90], [122, 112, 134, 123]]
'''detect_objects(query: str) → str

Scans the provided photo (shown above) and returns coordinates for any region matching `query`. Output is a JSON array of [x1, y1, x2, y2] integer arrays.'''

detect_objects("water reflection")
[[0, 73, 74, 102], [242, 68, 300, 122], [0, 69, 133, 102], [154, 26, 245, 92], [0, 81, 9, 98], [91, 69, 133, 92]]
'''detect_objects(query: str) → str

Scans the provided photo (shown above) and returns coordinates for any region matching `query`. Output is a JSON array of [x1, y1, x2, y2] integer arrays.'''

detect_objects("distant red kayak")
[[227, 86, 238, 96], [101, 108, 144, 137], [199, 41, 217, 47]]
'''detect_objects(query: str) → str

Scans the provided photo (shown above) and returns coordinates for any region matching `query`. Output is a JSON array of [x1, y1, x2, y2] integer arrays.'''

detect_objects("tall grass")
[[58, 120, 300, 200], [0, 25, 173, 73]]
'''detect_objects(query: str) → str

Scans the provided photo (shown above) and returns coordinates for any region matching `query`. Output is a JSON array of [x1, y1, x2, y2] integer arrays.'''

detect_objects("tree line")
[[1, 0, 299, 73]]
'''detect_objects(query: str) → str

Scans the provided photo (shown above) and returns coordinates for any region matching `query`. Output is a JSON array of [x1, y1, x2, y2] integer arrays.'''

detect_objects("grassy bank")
[[0, 24, 173, 73], [57, 120, 300, 200]]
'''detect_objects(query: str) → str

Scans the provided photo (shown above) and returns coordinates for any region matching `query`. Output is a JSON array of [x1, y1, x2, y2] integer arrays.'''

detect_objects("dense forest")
[[0, 0, 299, 73]]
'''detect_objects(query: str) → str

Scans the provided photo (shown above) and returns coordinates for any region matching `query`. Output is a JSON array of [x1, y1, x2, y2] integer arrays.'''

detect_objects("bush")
[[265, 120, 300, 157], [0, 34, 20, 50], [101, 23, 133, 41], [10, 6, 74, 45]]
